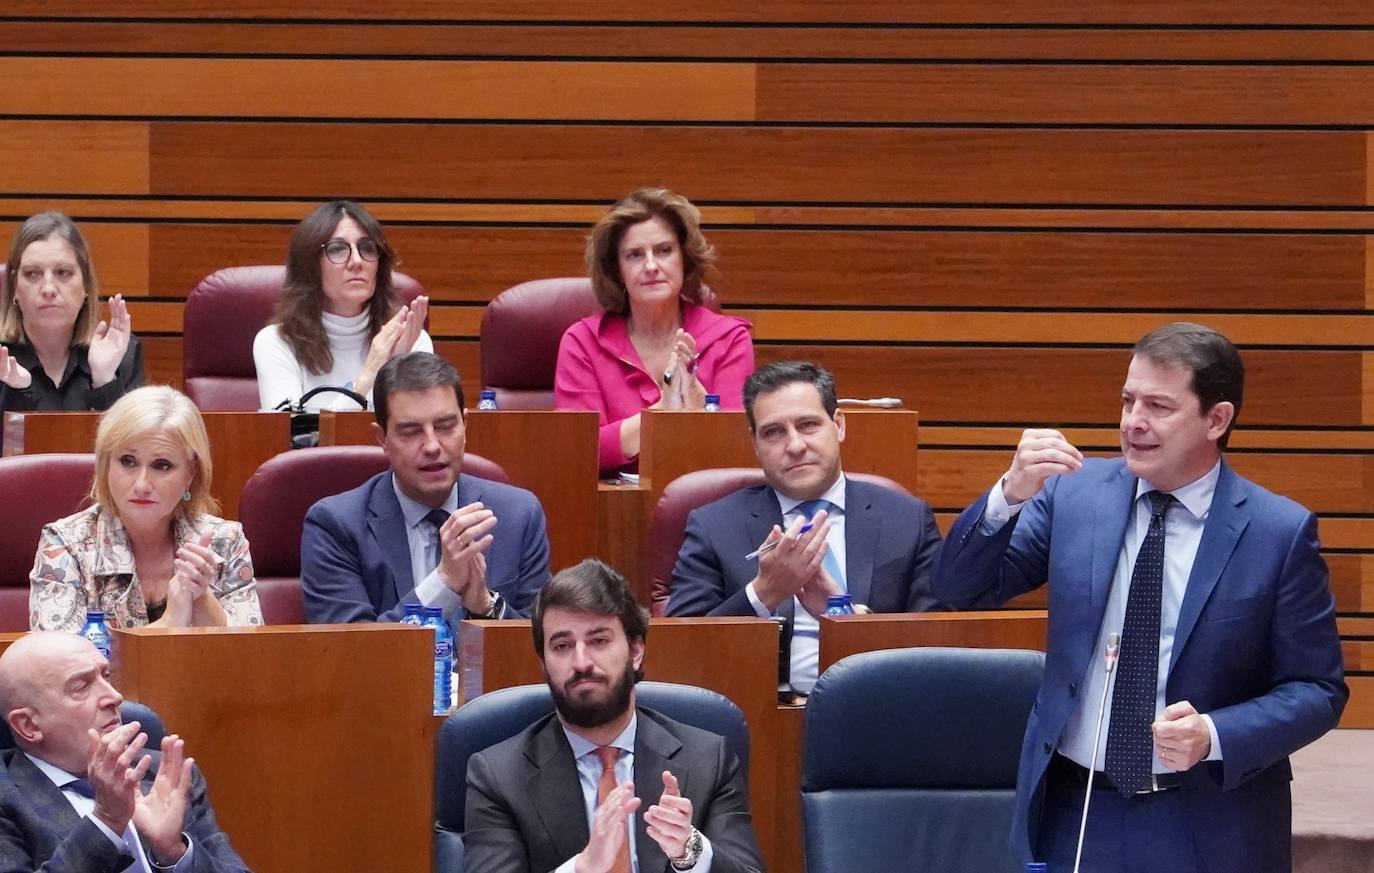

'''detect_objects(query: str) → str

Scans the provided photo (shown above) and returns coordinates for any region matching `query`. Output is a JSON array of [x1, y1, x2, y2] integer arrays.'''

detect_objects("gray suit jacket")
[[464, 706, 764, 873], [0, 749, 251, 873]]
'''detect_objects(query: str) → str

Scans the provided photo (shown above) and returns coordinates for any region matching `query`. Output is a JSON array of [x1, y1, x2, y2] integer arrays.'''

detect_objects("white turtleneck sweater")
[[252, 309, 434, 412]]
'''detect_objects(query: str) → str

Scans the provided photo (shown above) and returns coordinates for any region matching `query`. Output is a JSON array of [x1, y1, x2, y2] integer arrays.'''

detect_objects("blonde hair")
[[585, 187, 717, 315], [92, 386, 219, 518], [1, 212, 100, 345]]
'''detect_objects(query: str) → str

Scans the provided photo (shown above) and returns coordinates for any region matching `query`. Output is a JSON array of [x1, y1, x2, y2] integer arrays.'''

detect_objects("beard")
[[550, 659, 636, 730]]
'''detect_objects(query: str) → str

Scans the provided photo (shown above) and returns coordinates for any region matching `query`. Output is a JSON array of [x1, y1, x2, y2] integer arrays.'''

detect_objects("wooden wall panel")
[[145, 124, 1369, 206], [918, 448, 1374, 515], [758, 65, 1374, 125], [754, 347, 1369, 427], [133, 223, 1371, 309], [12, 0, 1374, 25], [0, 59, 756, 122], [0, 122, 148, 195], [7, 22, 1374, 62]]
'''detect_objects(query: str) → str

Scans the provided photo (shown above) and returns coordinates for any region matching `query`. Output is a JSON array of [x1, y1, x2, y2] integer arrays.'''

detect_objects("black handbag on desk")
[[273, 385, 369, 448]]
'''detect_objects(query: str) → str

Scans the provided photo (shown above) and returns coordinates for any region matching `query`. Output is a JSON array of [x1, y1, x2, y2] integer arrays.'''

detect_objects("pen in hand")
[[744, 523, 814, 561]]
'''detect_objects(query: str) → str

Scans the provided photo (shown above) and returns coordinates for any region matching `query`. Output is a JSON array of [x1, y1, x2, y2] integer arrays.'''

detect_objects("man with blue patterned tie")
[[0, 632, 250, 872], [932, 323, 1347, 873], [667, 361, 946, 695]]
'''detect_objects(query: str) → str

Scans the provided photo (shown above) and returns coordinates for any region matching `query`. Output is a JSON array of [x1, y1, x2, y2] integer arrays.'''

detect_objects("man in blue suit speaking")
[[932, 323, 1345, 873], [301, 351, 550, 625]]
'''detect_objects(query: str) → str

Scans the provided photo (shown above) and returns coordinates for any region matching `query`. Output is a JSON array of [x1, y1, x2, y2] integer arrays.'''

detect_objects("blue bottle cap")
[[480, 389, 496, 399], [85, 610, 107, 622]]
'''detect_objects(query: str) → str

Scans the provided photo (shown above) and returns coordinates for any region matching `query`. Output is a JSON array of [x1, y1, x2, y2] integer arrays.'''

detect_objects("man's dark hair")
[[373, 351, 465, 432], [1133, 322, 1244, 448], [742, 361, 838, 431], [532, 559, 649, 681]]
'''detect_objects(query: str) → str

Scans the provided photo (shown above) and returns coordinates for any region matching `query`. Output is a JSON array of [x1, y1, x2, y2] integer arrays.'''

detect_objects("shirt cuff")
[[681, 832, 714, 871], [554, 854, 580, 873], [159, 835, 195, 872], [1201, 714, 1223, 761], [744, 581, 773, 619], [86, 813, 126, 850], [415, 569, 463, 617], [978, 477, 1026, 534]]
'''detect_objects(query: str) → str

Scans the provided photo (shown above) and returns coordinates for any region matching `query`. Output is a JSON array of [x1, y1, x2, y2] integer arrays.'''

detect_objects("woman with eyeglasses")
[[0, 213, 144, 440], [253, 199, 431, 411]]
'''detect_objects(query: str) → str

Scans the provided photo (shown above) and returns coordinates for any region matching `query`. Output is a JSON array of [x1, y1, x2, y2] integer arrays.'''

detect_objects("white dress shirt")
[[26, 754, 195, 872], [554, 714, 714, 873], [982, 462, 1224, 772], [744, 473, 848, 695]]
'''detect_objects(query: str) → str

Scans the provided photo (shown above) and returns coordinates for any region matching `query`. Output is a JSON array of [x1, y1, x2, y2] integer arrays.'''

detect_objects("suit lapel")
[[368, 473, 416, 607], [5, 752, 85, 838], [525, 717, 592, 864], [842, 479, 877, 604], [1171, 462, 1248, 672], [1090, 467, 1138, 612], [634, 710, 685, 873], [751, 489, 792, 625]]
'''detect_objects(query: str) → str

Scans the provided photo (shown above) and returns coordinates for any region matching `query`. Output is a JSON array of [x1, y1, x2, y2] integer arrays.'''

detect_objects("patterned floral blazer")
[[29, 504, 264, 631]]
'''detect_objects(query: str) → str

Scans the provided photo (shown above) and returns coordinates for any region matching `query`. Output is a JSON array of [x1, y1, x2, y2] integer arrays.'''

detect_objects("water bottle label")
[[434, 640, 454, 659]]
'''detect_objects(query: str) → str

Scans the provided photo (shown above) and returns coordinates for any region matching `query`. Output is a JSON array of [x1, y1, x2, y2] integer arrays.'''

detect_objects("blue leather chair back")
[[802, 647, 1044, 873], [0, 700, 167, 752], [434, 681, 749, 873]]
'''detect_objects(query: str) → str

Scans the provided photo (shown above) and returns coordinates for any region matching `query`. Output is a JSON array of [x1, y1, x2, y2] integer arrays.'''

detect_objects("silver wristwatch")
[[470, 591, 503, 620], [670, 827, 704, 870]]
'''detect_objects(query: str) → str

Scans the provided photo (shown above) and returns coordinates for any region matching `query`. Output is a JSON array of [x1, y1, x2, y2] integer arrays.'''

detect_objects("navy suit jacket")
[[932, 458, 1347, 873], [666, 477, 946, 624], [300, 471, 551, 624], [0, 749, 250, 873], [464, 706, 764, 873]]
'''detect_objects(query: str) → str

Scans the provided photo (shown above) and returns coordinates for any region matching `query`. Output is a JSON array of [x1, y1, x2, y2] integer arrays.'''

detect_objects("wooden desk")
[[459, 617, 784, 872], [320, 409, 599, 575], [113, 624, 434, 873], [3, 411, 288, 520], [818, 609, 1048, 671]]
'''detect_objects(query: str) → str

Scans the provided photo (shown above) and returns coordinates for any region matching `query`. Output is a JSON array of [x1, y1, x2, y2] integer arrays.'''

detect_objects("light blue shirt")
[[982, 462, 1224, 772], [27, 754, 196, 872], [391, 478, 463, 617], [554, 714, 713, 873], [744, 473, 848, 694]]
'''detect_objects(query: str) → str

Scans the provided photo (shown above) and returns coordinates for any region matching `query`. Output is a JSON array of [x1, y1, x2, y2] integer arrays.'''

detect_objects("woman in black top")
[[0, 212, 143, 433]]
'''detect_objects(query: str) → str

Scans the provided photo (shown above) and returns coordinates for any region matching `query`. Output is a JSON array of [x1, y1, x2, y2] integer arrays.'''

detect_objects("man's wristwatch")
[[670, 827, 704, 870], [469, 591, 504, 620]]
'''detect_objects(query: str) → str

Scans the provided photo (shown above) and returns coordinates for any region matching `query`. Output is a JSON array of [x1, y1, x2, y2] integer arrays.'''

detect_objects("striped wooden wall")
[[1, 3, 1372, 679]]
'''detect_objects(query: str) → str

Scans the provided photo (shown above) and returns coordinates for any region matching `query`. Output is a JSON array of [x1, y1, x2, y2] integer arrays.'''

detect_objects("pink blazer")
[[554, 303, 755, 475]]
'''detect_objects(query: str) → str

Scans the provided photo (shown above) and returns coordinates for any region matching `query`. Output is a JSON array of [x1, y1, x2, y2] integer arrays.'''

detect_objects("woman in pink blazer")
[[555, 188, 755, 476]]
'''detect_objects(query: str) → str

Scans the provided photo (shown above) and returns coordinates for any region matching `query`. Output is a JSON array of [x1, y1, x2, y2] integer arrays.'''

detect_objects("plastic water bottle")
[[80, 610, 112, 660], [1025, 863, 1049, 873], [400, 602, 424, 626], [423, 606, 454, 714], [704, 393, 721, 412], [822, 595, 855, 617], [477, 389, 499, 411]]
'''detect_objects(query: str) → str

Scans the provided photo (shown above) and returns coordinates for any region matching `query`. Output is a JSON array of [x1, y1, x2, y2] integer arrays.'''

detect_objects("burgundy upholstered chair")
[[479, 277, 719, 411], [238, 446, 508, 624], [182, 265, 425, 412], [645, 468, 910, 615], [0, 454, 95, 630]]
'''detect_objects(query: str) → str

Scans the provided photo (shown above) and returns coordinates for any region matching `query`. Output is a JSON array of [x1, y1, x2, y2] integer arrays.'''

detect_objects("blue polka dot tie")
[[1104, 490, 1174, 796], [793, 499, 846, 590]]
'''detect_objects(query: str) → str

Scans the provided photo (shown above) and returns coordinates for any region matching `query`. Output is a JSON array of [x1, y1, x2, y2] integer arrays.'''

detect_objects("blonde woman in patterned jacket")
[[29, 385, 263, 630]]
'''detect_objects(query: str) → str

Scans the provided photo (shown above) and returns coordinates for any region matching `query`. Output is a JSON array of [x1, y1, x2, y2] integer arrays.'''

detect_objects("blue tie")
[[1104, 490, 1174, 796], [424, 508, 450, 573], [792, 499, 846, 591]]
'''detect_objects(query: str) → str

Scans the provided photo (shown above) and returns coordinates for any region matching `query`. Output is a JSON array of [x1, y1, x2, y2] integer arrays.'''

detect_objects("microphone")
[[837, 397, 903, 408], [1072, 632, 1120, 873]]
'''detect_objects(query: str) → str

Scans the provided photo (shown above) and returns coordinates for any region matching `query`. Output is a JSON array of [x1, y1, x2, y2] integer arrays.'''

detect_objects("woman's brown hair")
[[585, 188, 716, 315], [272, 200, 398, 375]]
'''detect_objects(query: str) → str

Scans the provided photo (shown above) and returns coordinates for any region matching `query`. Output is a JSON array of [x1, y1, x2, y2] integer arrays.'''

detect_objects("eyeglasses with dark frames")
[[321, 238, 380, 264]]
